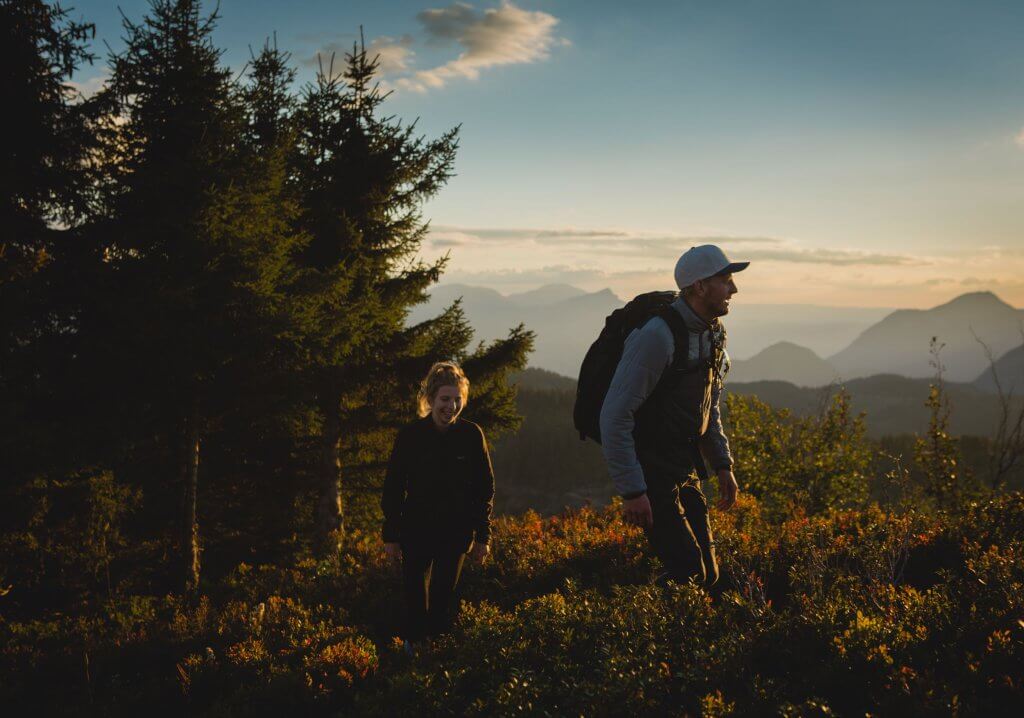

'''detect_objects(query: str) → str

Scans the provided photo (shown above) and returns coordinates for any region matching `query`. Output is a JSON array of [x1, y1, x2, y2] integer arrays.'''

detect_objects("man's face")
[[698, 273, 738, 317]]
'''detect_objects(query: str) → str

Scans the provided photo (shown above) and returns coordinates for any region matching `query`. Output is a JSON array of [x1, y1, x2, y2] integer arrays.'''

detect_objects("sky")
[[68, 0, 1024, 307]]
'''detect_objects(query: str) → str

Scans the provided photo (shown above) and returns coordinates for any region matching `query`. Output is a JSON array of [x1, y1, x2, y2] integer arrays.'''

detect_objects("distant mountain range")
[[509, 368, 1023, 439], [828, 292, 1024, 383], [723, 303, 894, 358], [408, 283, 621, 377], [410, 284, 1024, 386]]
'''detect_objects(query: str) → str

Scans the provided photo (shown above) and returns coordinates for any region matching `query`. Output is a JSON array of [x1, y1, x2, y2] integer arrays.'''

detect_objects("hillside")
[[494, 369, 608, 514], [727, 342, 837, 387], [974, 343, 1024, 395], [5, 493, 1022, 716], [726, 374, 1024, 438], [829, 291, 1024, 382], [492, 369, 1020, 517], [509, 366, 1021, 440]]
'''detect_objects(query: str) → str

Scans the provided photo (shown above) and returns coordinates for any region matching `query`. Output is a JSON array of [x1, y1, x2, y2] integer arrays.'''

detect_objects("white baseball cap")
[[674, 244, 750, 290]]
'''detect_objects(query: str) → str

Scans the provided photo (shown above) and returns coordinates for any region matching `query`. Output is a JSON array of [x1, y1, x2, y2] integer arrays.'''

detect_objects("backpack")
[[573, 291, 688, 444]]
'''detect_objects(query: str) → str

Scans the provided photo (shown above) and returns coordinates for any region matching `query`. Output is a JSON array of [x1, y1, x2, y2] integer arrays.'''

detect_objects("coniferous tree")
[[0, 0, 97, 476], [0, 0, 94, 279], [196, 39, 312, 563], [293, 40, 532, 551], [93, 0, 297, 590]]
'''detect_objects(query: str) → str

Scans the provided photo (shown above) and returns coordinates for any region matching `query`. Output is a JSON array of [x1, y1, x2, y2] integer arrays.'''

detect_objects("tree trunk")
[[181, 401, 201, 593], [316, 400, 344, 553]]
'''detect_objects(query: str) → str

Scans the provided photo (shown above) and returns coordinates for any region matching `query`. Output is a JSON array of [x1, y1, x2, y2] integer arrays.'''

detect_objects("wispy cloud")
[[300, 3, 566, 93], [304, 35, 415, 75], [444, 265, 661, 291], [431, 226, 631, 240], [369, 35, 416, 74], [427, 226, 910, 266], [66, 69, 109, 100], [739, 247, 916, 267], [394, 1, 567, 93], [1016, 127, 1024, 149]]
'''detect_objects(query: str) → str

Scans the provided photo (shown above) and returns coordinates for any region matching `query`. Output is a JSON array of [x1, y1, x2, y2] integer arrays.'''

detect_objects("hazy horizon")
[[424, 280, 1024, 312]]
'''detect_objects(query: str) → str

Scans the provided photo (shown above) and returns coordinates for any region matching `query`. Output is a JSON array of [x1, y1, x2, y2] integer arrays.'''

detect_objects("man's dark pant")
[[643, 468, 719, 587], [401, 544, 466, 641]]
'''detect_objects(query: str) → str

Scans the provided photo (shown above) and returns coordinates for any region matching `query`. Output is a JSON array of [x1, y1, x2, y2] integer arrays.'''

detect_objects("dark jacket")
[[381, 416, 495, 551]]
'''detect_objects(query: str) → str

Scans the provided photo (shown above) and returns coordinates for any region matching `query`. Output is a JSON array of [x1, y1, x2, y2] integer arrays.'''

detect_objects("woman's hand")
[[384, 542, 401, 568], [468, 541, 490, 565]]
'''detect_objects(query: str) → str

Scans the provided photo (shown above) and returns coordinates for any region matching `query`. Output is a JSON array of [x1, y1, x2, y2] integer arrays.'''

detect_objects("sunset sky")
[[70, 0, 1024, 307]]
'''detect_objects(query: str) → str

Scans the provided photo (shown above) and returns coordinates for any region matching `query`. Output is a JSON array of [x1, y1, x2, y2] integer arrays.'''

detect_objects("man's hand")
[[716, 469, 739, 511], [623, 494, 653, 528], [468, 541, 490, 565], [384, 542, 401, 568]]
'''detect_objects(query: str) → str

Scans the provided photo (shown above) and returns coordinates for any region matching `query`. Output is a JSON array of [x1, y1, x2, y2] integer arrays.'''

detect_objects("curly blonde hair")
[[417, 361, 470, 417]]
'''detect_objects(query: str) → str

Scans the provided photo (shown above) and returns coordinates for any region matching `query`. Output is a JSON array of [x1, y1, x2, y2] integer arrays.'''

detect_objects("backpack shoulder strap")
[[656, 304, 691, 371]]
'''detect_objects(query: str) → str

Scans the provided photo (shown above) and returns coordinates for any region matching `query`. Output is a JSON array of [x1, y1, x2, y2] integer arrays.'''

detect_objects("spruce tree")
[[293, 39, 532, 551], [0, 0, 94, 278], [0, 0, 101, 479], [94, 0, 297, 590]]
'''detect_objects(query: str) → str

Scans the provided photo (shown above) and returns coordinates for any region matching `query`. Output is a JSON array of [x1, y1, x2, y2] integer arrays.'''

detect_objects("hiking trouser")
[[643, 469, 718, 587], [401, 544, 466, 641]]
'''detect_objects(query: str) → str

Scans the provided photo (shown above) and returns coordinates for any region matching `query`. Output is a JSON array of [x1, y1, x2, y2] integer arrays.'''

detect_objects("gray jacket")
[[599, 296, 733, 496]]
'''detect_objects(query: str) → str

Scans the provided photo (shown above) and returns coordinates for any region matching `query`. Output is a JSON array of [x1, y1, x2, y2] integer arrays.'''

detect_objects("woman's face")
[[430, 384, 464, 429]]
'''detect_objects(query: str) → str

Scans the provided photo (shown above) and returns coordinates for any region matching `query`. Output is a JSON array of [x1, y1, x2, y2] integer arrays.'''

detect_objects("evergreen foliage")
[[2, 0, 530, 591], [0, 0, 97, 478]]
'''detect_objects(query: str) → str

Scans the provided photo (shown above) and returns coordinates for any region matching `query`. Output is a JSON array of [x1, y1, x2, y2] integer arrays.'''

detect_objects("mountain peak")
[[507, 284, 587, 306], [729, 341, 835, 387], [754, 341, 823, 360], [937, 291, 1015, 312]]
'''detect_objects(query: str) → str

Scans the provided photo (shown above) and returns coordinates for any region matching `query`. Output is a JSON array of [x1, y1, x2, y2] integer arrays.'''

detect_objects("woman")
[[381, 361, 494, 648]]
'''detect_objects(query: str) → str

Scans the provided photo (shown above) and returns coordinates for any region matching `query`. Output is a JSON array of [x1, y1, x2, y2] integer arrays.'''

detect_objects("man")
[[599, 244, 746, 587]]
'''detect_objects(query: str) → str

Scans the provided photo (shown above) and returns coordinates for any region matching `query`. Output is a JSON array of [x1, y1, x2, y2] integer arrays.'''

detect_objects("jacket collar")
[[672, 294, 712, 332]]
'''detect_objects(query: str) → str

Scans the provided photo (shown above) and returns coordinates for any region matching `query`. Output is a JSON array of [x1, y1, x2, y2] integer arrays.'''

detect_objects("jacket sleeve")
[[598, 319, 674, 497], [471, 425, 495, 545], [381, 427, 409, 543]]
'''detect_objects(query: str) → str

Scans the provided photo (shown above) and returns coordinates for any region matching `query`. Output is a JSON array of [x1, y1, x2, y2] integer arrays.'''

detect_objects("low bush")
[[2, 496, 1021, 715]]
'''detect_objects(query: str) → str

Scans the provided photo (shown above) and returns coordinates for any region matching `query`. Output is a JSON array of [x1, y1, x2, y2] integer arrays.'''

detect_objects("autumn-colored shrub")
[[2, 493, 1022, 716]]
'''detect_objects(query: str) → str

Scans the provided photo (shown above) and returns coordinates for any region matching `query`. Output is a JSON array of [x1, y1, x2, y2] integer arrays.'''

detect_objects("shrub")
[[725, 391, 872, 519]]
